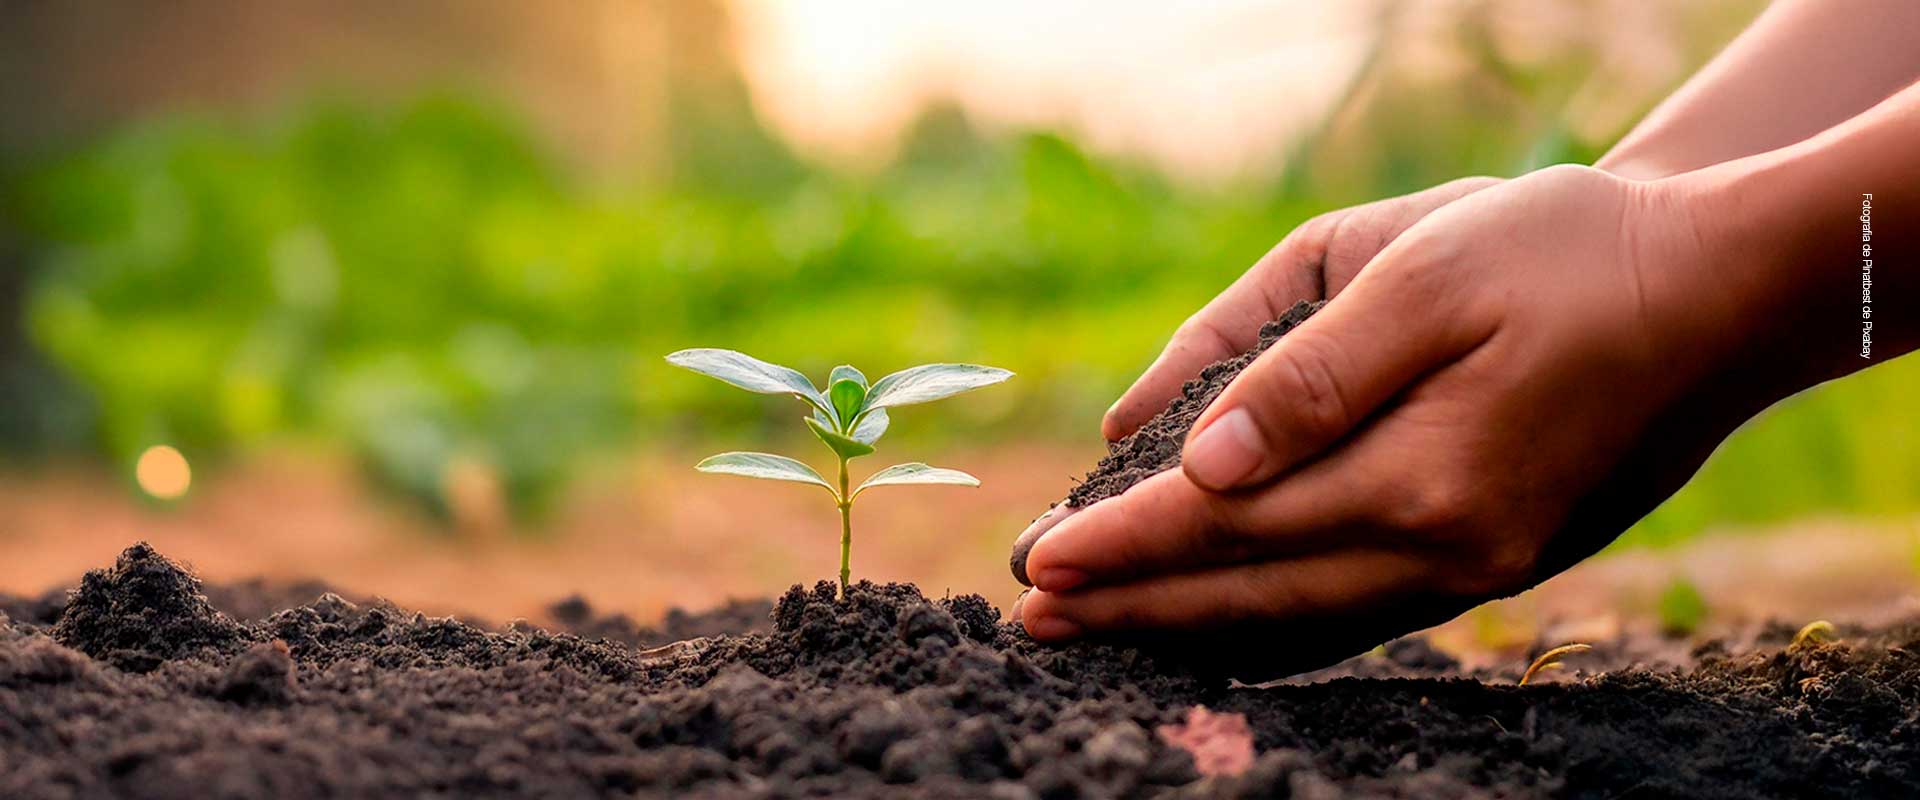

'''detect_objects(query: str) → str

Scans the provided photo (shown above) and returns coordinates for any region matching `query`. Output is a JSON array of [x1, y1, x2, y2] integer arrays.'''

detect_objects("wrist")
[[1653, 141, 1869, 398], [1610, 170, 1804, 413]]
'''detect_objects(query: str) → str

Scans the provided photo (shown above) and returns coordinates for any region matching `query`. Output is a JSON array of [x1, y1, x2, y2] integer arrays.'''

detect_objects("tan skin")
[[1008, 8, 1920, 676]]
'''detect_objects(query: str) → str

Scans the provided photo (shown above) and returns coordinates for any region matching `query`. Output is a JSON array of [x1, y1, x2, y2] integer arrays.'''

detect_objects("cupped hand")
[[1099, 176, 1504, 442], [1013, 165, 1774, 678], [1009, 177, 1502, 577]]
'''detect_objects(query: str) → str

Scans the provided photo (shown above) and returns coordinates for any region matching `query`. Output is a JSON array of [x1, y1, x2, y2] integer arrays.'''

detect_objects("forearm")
[[1675, 79, 1919, 394], [1598, 0, 1920, 180]]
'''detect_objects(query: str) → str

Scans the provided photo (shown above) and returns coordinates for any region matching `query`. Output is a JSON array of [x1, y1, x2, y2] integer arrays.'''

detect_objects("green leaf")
[[828, 364, 868, 388], [695, 452, 837, 497], [667, 349, 829, 414], [829, 378, 866, 429], [850, 407, 889, 444], [865, 364, 1012, 410], [806, 416, 875, 459], [854, 462, 979, 497]]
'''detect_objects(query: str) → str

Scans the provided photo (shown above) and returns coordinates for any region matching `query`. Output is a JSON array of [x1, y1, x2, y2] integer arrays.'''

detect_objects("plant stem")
[[836, 456, 852, 601]]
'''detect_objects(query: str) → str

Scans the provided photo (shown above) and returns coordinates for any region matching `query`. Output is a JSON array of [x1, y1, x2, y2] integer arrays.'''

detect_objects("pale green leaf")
[[854, 462, 979, 497], [667, 349, 829, 413], [695, 452, 836, 497], [850, 407, 889, 444], [828, 364, 868, 388], [865, 364, 1012, 410]]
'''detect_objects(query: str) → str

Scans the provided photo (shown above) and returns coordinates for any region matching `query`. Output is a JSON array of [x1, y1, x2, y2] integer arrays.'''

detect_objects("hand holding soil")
[[1014, 82, 1920, 678]]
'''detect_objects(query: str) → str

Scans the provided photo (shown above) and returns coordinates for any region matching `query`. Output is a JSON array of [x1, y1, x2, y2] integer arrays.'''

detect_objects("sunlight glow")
[[136, 445, 192, 500], [730, 0, 1371, 179]]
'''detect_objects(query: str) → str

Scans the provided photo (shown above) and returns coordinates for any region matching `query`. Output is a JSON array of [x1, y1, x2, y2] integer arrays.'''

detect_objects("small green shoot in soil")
[[1790, 620, 1837, 652], [1520, 643, 1592, 686], [668, 349, 1011, 598]]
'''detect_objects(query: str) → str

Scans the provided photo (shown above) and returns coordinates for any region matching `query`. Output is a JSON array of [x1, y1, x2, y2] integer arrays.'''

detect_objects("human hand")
[[1012, 165, 1782, 678], [1007, 176, 1503, 582], [1097, 176, 1503, 443]]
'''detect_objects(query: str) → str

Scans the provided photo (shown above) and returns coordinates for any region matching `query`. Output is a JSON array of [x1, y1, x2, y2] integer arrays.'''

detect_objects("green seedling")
[[1519, 643, 1591, 686], [1789, 620, 1837, 652], [667, 349, 1011, 598]]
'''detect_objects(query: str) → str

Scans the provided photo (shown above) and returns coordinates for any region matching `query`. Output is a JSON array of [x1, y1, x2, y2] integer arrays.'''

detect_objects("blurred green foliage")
[[4, 96, 1329, 515], [3, 0, 1915, 541], [1657, 576, 1708, 636]]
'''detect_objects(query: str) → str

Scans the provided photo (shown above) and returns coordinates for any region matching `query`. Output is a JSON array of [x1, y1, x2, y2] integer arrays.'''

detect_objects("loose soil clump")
[[1066, 299, 1322, 507], [5, 544, 1920, 797]]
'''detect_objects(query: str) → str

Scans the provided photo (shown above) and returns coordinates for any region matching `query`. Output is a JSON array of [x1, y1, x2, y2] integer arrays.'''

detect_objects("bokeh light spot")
[[136, 445, 192, 500]]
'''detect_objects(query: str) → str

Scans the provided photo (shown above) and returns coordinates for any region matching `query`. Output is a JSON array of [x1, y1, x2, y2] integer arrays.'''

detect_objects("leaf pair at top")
[[666, 348, 1012, 458], [667, 348, 1012, 499]]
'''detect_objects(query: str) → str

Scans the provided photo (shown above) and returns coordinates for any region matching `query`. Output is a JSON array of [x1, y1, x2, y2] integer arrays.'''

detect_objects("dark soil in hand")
[[6, 544, 1920, 798], [1066, 299, 1322, 508]]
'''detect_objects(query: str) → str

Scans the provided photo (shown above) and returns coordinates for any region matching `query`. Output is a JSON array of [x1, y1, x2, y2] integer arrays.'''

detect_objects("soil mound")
[[50, 542, 254, 671], [7, 544, 1920, 797], [1066, 299, 1322, 507]]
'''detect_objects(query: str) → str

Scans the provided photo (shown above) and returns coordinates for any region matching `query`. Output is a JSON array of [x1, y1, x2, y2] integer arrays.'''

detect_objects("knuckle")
[[1391, 475, 1478, 533], [1378, 472, 1538, 598], [1172, 312, 1207, 339], [1444, 175, 1502, 194], [1322, 208, 1383, 271], [1449, 539, 1540, 598], [1288, 209, 1345, 251], [1372, 245, 1446, 291], [1260, 211, 1342, 291], [1167, 319, 1202, 353], [1197, 494, 1258, 551], [1172, 315, 1229, 356], [1232, 567, 1303, 621], [1263, 335, 1353, 444]]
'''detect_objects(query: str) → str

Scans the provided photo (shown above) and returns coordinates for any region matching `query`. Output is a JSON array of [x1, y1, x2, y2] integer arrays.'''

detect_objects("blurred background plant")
[[2, 0, 1916, 628]]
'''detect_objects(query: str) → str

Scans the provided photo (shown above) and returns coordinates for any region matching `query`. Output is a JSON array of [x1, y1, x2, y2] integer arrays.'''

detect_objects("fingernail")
[[1025, 614, 1083, 641], [1184, 406, 1264, 490], [1033, 568, 1088, 593], [1101, 399, 1128, 442], [1011, 505, 1080, 586], [1010, 589, 1030, 621]]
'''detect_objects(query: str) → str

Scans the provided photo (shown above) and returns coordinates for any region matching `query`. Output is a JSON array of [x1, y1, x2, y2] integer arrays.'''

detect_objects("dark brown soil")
[[5, 544, 1920, 798], [546, 593, 773, 649], [1066, 299, 1322, 508]]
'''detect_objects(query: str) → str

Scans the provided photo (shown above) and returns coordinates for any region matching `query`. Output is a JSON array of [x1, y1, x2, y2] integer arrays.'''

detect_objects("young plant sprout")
[[1789, 620, 1837, 652], [1519, 643, 1592, 686], [667, 349, 1011, 598]]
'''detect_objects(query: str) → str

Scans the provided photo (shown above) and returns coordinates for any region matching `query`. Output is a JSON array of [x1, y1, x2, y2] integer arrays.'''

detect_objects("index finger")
[[1103, 177, 1503, 441], [1101, 220, 1334, 442]]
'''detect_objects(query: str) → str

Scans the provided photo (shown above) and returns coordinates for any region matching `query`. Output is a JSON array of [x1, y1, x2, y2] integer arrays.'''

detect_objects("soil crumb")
[[6, 543, 1920, 798], [1067, 299, 1322, 507]]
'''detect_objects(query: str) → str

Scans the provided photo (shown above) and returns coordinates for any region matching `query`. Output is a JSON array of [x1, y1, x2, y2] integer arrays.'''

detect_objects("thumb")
[[1181, 253, 1489, 492]]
